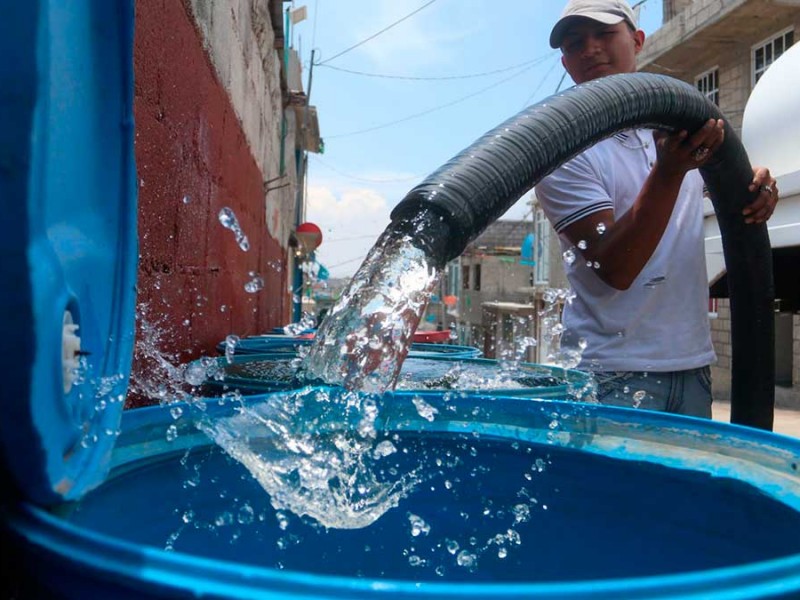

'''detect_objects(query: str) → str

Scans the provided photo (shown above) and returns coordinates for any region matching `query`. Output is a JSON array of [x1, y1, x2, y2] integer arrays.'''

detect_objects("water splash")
[[218, 207, 250, 252], [283, 313, 317, 336], [224, 335, 240, 364], [539, 288, 585, 370], [197, 387, 423, 529], [300, 227, 439, 393]]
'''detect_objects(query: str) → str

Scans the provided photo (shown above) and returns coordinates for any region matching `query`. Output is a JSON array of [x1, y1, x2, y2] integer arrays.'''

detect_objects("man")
[[536, 0, 779, 417]]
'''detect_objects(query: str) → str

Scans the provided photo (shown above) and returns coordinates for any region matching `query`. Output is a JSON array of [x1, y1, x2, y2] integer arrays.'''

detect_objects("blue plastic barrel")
[[6, 390, 800, 598], [196, 353, 593, 401], [217, 336, 483, 359]]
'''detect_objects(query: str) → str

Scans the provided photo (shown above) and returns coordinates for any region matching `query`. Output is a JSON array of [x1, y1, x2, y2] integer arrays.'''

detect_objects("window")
[[753, 28, 794, 86], [534, 208, 550, 285], [474, 264, 482, 291], [447, 261, 460, 296], [462, 264, 470, 290], [695, 68, 719, 105]]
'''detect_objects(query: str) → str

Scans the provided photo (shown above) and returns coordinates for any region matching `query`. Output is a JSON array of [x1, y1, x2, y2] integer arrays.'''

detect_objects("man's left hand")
[[745, 167, 779, 224]]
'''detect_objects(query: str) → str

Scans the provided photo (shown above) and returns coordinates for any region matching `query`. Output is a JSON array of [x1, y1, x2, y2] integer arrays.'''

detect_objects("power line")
[[311, 156, 425, 184], [317, 53, 556, 81], [327, 61, 542, 140], [519, 56, 562, 109], [317, 0, 439, 66], [326, 255, 368, 269], [324, 234, 382, 244]]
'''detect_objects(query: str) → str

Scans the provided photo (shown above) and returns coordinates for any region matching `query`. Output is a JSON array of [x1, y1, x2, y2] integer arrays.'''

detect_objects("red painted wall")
[[130, 0, 289, 405]]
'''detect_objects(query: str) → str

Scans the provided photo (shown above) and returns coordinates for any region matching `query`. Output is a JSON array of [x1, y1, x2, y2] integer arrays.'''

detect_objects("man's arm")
[[562, 119, 725, 291]]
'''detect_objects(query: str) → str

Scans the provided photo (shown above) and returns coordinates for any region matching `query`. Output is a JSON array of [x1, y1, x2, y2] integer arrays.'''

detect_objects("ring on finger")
[[691, 146, 710, 162], [760, 184, 775, 195]]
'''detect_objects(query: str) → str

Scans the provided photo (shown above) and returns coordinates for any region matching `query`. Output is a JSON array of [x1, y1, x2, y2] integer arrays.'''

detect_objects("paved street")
[[712, 401, 800, 439]]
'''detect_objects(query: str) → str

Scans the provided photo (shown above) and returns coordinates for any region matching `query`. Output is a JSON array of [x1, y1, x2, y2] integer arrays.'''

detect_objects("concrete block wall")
[[795, 314, 800, 388], [710, 299, 733, 398], [130, 0, 296, 405], [188, 0, 296, 247]]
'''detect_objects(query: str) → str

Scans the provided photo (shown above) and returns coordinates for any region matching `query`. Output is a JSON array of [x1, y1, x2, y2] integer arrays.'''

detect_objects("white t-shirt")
[[535, 129, 715, 372]]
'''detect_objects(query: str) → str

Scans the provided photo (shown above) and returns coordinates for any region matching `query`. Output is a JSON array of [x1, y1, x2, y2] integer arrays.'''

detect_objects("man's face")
[[559, 19, 644, 84]]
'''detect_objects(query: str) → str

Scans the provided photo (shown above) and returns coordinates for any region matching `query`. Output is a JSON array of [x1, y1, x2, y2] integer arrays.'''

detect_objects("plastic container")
[[217, 336, 483, 359], [197, 353, 593, 401], [6, 390, 800, 598]]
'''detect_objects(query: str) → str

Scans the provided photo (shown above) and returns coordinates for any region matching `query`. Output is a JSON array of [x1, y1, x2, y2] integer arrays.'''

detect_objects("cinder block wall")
[[130, 0, 295, 404], [795, 314, 800, 388], [710, 300, 732, 399]]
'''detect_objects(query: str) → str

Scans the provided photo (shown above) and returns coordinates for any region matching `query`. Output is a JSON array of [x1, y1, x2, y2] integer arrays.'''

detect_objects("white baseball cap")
[[550, 0, 638, 48]]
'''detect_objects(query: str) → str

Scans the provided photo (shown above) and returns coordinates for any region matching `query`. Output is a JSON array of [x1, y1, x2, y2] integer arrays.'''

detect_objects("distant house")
[[637, 0, 800, 405], [429, 198, 568, 363]]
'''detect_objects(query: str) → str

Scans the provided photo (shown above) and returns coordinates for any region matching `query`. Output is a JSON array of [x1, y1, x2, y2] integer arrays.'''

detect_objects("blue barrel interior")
[[7, 391, 800, 597]]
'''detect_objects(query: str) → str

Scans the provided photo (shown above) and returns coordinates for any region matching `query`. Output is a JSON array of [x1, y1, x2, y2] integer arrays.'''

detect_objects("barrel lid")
[[0, 2, 137, 504]]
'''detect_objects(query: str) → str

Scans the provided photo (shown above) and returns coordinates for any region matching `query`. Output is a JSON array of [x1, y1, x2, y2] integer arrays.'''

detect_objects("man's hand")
[[745, 167, 779, 224], [653, 119, 725, 177]]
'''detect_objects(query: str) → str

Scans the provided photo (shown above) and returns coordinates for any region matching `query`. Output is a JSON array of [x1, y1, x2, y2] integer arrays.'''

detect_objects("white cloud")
[[306, 184, 394, 278]]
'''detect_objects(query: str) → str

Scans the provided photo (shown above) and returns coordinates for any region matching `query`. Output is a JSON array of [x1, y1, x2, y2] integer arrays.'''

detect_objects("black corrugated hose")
[[390, 72, 775, 430]]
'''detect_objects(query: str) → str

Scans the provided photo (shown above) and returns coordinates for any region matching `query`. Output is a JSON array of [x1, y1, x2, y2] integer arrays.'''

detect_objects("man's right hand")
[[653, 118, 725, 177]]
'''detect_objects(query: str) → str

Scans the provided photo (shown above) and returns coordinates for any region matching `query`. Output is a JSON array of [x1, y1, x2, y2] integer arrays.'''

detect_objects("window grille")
[[695, 67, 719, 105], [753, 28, 794, 86]]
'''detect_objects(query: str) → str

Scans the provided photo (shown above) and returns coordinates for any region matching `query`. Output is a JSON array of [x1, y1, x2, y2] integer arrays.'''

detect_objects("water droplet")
[[512, 504, 531, 524], [577, 240, 588, 250], [237, 504, 255, 524], [218, 207, 250, 251], [224, 334, 240, 363], [408, 513, 430, 537], [412, 396, 438, 422], [562, 248, 576, 265], [456, 550, 477, 569], [244, 273, 264, 293], [170, 406, 183, 420], [182, 194, 191, 204], [596, 222, 607, 235], [166, 424, 178, 442], [373, 440, 396, 458], [593, 261, 601, 269], [446, 539, 460, 555], [275, 511, 290, 530]]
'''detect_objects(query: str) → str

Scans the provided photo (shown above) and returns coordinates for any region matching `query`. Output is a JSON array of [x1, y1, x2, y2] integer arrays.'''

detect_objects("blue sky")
[[293, 0, 665, 277]]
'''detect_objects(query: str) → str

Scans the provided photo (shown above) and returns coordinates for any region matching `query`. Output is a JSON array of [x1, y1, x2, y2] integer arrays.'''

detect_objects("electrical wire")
[[311, 156, 426, 183], [317, 0, 439, 66], [519, 56, 562, 109], [326, 255, 368, 269], [317, 53, 555, 81], [324, 234, 381, 244], [326, 61, 543, 140]]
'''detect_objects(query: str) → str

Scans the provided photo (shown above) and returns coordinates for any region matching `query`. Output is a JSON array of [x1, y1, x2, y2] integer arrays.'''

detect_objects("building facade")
[[431, 199, 569, 363], [638, 0, 800, 406], [131, 0, 320, 404]]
